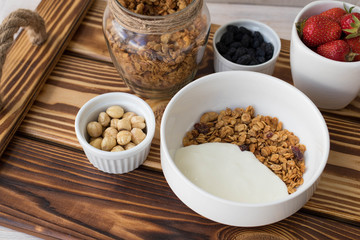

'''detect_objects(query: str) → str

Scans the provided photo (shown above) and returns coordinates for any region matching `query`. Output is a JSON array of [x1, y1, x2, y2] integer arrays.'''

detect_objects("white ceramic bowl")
[[160, 71, 329, 227], [213, 19, 281, 75], [75, 92, 155, 174], [290, 0, 360, 110]]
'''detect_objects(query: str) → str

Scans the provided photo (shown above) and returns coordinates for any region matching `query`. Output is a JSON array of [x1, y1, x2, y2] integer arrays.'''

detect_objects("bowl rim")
[[291, 0, 360, 65], [161, 71, 330, 207], [75, 92, 156, 159], [213, 19, 281, 69]]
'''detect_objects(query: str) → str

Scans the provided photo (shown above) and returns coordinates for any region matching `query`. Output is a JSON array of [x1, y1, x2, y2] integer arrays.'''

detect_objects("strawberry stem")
[[343, 3, 355, 13], [345, 14, 360, 39], [296, 19, 307, 38], [346, 51, 358, 62]]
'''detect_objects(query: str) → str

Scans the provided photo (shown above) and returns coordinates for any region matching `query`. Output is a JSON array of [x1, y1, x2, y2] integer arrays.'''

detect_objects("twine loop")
[[108, 0, 203, 34], [0, 9, 47, 110]]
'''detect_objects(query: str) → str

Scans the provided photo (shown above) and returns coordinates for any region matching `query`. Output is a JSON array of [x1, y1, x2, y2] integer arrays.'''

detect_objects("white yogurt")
[[174, 142, 289, 203]]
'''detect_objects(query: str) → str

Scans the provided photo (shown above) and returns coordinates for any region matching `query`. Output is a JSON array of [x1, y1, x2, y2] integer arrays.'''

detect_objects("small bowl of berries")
[[290, 0, 360, 110], [213, 19, 281, 75]]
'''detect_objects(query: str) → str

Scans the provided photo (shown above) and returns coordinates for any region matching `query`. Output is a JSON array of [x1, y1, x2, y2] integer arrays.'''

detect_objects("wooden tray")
[[0, 0, 359, 238], [0, 0, 94, 158]]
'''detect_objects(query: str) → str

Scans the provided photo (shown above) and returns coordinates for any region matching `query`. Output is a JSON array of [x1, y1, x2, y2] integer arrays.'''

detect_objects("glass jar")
[[103, 0, 211, 99]]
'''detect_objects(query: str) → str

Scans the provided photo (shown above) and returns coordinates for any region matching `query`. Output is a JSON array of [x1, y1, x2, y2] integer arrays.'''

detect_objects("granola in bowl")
[[183, 106, 306, 194]]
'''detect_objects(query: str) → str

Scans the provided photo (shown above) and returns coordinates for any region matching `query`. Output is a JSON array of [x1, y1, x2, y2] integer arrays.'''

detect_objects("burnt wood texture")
[[0, 0, 359, 239]]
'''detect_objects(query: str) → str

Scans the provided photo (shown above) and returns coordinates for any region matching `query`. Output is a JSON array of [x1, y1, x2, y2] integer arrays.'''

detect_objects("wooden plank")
[[0, 0, 94, 157], [1, 0, 358, 237], [15, 0, 360, 226], [1, 135, 360, 239]]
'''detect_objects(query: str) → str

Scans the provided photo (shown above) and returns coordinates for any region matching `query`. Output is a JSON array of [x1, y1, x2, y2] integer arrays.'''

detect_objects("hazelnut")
[[89, 137, 102, 149], [131, 116, 146, 129], [123, 111, 136, 120], [125, 142, 136, 150], [101, 136, 116, 151], [110, 118, 120, 129], [103, 127, 118, 139], [117, 118, 132, 131], [106, 106, 124, 119], [87, 121, 103, 138], [131, 128, 146, 145], [98, 112, 110, 127], [111, 145, 125, 152], [117, 130, 132, 145]]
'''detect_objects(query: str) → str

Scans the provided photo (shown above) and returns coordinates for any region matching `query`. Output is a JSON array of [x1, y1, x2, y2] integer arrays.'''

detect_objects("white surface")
[[207, 2, 302, 40], [213, 19, 281, 75], [290, 1, 360, 109], [0, 0, 304, 238], [0, 0, 40, 22], [161, 71, 329, 226]]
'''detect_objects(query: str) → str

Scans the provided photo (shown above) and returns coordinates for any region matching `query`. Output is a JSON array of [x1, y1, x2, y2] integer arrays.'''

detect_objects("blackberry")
[[241, 34, 251, 48], [220, 31, 234, 46], [216, 42, 228, 55], [229, 41, 242, 48], [236, 54, 252, 65]]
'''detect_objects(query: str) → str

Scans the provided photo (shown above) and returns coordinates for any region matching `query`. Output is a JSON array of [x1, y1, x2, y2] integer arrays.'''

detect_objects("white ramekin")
[[75, 92, 155, 174]]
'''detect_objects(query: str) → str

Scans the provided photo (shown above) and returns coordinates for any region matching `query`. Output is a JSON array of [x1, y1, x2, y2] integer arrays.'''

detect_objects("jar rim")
[[114, 0, 200, 20], [108, 0, 204, 34]]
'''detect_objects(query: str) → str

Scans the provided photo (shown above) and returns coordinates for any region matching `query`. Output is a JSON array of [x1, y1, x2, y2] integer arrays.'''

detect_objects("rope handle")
[[0, 9, 47, 110]]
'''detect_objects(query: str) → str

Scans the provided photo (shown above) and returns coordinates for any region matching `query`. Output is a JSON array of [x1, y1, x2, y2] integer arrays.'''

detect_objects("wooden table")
[[1, 0, 360, 239]]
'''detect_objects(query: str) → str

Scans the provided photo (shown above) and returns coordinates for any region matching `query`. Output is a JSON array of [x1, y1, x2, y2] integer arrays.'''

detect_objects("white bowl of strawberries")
[[290, 0, 360, 109]]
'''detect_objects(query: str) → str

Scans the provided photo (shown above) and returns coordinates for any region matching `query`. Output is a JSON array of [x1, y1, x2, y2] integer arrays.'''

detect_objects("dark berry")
[[247, 48, 256, 58], [239, 26, 252, 36], [234, 32, 244, 41], [226, 25, 240, 34], [241, 34, 251, 48], [194, 123, 210, 134], [256, 48, 265, 57], [253, 31, 264, 43], [252, 40, 260, 49], [250, 59, 258, 65], [223, 53, 232, 61], [228, 47, 237, 56], [257, 56, 266, 63], [239, 144, 249, 151], [265, 42, 274, 59], [229, 41, 242, 48], [235, 47, 247, 58], [220, 31, 234, 46], [291, 146, 304, 161], [236, 54, 252, 65], [216, 42, 228, 55], [266, 132, 274, 138]]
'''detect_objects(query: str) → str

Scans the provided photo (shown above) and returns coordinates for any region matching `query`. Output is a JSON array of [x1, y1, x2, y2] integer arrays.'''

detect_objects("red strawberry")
[[316, 40, 356, 61], [320, 7, 346, 22], [340, 12, 360, 38], [301, 15, 342, 47], [346, 36, 360, 61]]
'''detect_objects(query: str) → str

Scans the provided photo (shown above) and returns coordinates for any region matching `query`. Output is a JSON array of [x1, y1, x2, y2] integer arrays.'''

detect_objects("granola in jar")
[[103, 0, 210, 98]]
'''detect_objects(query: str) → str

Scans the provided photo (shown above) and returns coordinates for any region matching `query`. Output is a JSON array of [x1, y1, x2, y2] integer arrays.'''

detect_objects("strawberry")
[[320, 7, 346, 22], [300, 15, 342, 47], [346, 36, 360, 61], [341, 12, 360, 38], [316, 40, 356, 61]]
